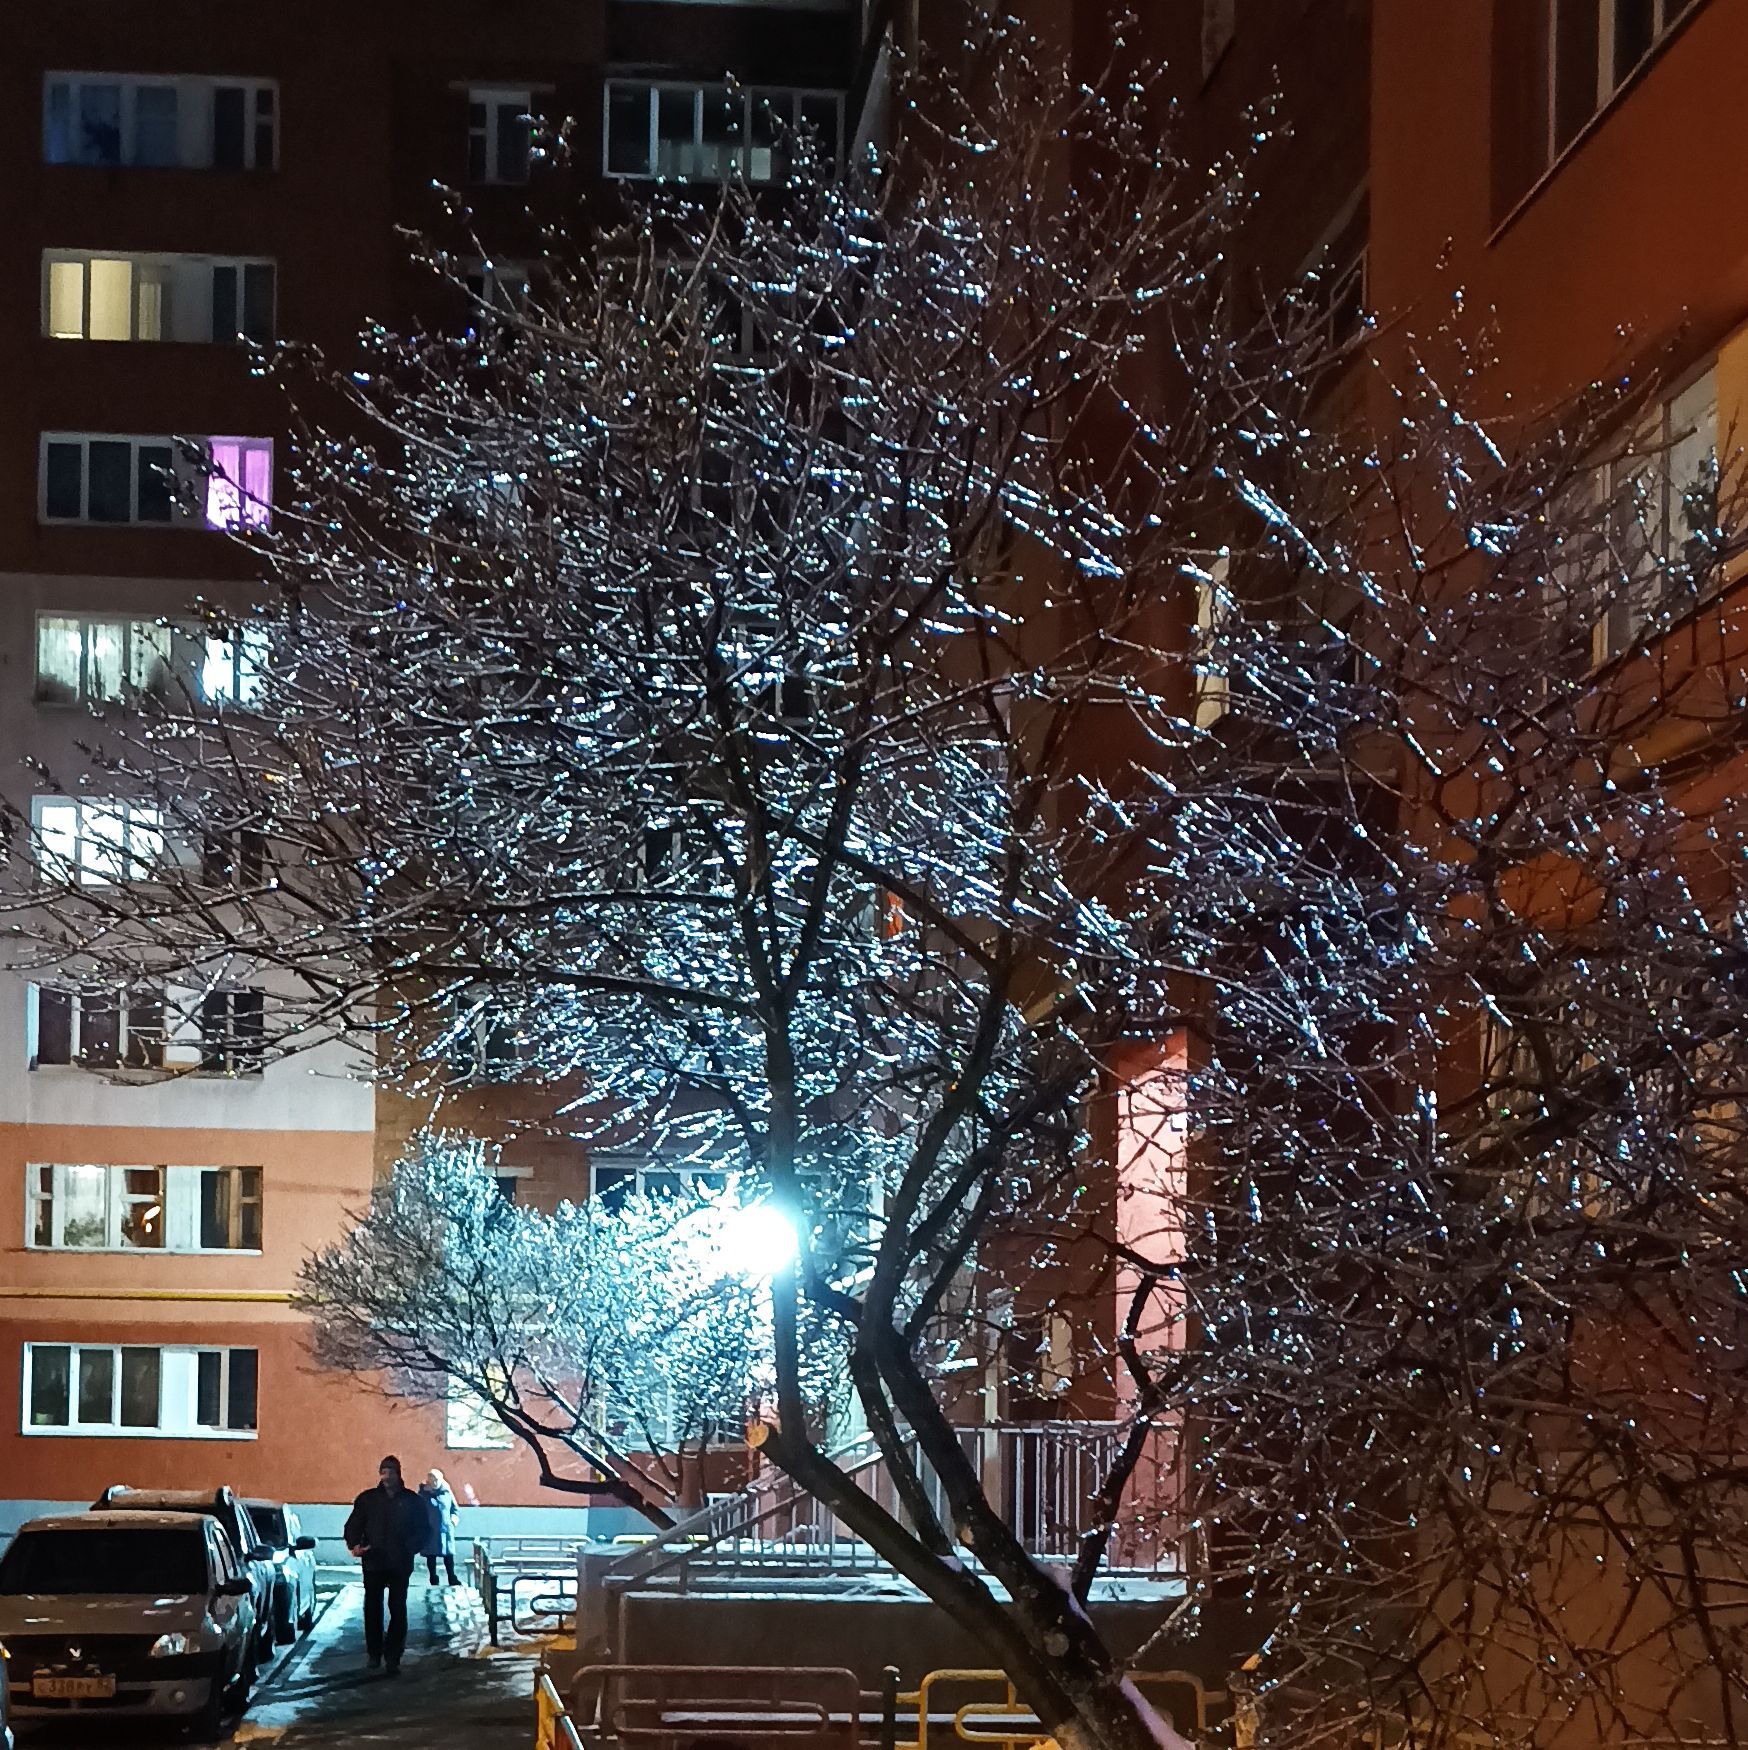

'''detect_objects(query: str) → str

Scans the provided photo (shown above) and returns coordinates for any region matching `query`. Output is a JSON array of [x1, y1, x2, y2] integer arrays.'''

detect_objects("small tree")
[[10, 15, 1748, 1750], [299, 1135, 798, 1522]]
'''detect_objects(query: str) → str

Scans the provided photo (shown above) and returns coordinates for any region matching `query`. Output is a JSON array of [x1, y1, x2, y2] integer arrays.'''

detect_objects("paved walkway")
[[239, 1578, 538, 1746]]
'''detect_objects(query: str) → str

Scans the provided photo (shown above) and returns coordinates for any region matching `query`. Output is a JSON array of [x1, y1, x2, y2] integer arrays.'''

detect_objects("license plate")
[[33, 1675, 116, 1699]]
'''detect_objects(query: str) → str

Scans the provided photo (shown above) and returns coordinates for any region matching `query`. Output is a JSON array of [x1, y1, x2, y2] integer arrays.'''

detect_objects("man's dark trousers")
[[362, 1564, 412, 1668]]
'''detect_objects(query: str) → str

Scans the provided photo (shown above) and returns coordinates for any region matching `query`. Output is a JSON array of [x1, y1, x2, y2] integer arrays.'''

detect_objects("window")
[[591, 1159, 733, 1212], [467, 87, 533, 184], [1592, 365, 1717, 660], [44, 74, 276, 170], [39, 434, 272, 529], [1493, 0, 1701, 214], [463, 259, 533, 313], [24, 1343, 258, 1437], [40, 434, 177, 525], [200, 988, 266, 1075], [35, 797, 164, 887], [31, 985, 167, 1071], [195, 1347, 258, 1432], [204, 438, 274, 531], [197, 1165, 264, 1250], [35, 614, 267, 708], [446, 1385, 514, 1450], [27, 1163, 262, 1251], [44, 252, 274, 344], [28, 1165, 164, 1249], [604, 82, 843, 183], [1193, 553, 1233, 728]]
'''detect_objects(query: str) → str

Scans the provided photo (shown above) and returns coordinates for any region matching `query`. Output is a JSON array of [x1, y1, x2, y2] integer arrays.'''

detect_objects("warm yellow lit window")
[[47, 260, 85, 338], [86, 257, 134, 340]]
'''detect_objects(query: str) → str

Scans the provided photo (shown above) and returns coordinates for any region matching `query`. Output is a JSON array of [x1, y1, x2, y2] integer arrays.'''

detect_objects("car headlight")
[[148, 1632, 194, 1658]]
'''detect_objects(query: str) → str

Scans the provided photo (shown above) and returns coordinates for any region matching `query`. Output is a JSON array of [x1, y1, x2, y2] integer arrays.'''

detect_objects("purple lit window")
[[204, 438, 272, 531]]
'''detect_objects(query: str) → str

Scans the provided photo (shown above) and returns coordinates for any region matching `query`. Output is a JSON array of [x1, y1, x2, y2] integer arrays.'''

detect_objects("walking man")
[[343, 1455, 430, 1674]]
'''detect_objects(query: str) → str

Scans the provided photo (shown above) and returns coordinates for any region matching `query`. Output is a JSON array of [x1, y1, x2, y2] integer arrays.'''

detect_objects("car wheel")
[[275, 1598, 296, 1645], [298, 1600, 315, 1634], [191, 1664, 233, 1742]]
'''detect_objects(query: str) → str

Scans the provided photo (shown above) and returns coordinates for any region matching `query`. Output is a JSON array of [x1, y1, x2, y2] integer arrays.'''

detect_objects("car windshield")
[[250, 1506, 287, 1545], [0, 1529, 207, 1596]]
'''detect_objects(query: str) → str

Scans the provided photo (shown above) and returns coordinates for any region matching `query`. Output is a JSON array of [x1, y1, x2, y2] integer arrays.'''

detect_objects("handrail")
[[537, 1671, 585, 1750]]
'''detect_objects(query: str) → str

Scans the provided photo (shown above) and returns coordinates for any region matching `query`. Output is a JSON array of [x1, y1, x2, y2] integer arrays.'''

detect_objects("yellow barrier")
[[896, 1667, 1223, 1750], [537, 1671, 584, 1750]]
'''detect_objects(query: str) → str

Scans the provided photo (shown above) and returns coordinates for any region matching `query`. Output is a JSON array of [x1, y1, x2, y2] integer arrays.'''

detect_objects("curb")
[[254, 1582, 352, 1697]]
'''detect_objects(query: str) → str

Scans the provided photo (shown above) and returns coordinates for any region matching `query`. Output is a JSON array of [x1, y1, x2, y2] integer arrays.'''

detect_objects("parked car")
[[95, 1486, 277, 1671], [0, 1510, 255, 1740], [244, 1500, 318, 1642]]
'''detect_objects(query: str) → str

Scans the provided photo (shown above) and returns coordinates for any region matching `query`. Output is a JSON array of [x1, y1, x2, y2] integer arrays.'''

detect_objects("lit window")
[[27, 1163, 262, 1251], [45, 246, 274, 342], [1194, 553, 1233, 729], [446, 1385, 514, 1450], [204, 437, 274, 531], [467, 87, 534, 184], [44, 74, 277, 171], [28, 1164, 165, 1250], [604, 81, 842, 183], [35, 797, 165, 887], [23, 1343, 258, 1437]]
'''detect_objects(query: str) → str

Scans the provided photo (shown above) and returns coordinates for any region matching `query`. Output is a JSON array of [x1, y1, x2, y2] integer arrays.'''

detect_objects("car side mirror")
[[294, 1535, 317, 1551], [219, 1576, 251, 1597], [247, 1545, 273, 1563]]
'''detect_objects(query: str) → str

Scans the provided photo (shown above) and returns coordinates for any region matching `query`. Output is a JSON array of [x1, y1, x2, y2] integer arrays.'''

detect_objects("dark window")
[[213, 86, 245, 168], [79, 83, 122, 165], [136, 443, 174, 523], [87, 440, 132, 522], [0, 1528, 207, 1597], [212, 265, 237, 340], [36, 988, 72, 1065], [45, 442, 84, 519], [119, 1347, 161, 1427], [250, 1505, 288, 1545], [28, 1343, 70, 1425], [201, 988, 265, 1073], [81, 995, 122, 1067], [134, 86, 179, 166], [254, 86, 275, 168], [196, 1350, 222, 1426], [228, 1349, 259, 1430], [77, 1346, 114, 1422], [242, 264, 274, 341], [607, 86, 650, 175], [593, 1166, 637, 1212], [497, 102, 530, 183], [466, 101, 488, 182]]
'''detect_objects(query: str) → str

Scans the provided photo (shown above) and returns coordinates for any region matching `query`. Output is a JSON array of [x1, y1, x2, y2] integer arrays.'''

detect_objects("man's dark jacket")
[[342, 1482, 431, 1577]]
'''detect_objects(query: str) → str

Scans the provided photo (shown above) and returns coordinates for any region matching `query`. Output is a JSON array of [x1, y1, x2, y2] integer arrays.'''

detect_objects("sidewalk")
[[242, 1577, 538, 1746]]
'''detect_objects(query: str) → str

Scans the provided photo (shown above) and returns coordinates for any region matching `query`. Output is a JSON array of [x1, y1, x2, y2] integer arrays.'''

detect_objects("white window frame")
[[39, 433, 273, 529], [603, 80, 845, 183], [35, 612, 266, 708], [1541, 0, 1700, 167], [33, 796, 165, 887], [28, 983, 167, 1072], [43, 252, 276, 343], [42, 73, 278, 171], [590, 1157, 735, 1205], [27, 1163, 262, 1253], [1193, 551, 1233, 728], [27, 1164, 166, 1251], [22, 1341, 259, 1439], [467, 86, 534, 184], [38, 433, 188, 527]]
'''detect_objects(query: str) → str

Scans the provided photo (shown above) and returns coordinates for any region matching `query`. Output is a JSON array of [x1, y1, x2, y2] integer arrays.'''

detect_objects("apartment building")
[[0, 0, 879, 1539]]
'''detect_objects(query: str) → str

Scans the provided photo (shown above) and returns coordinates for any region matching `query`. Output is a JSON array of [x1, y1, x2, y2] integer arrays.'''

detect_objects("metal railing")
[[477, 1535, 591, 1646], [615, 1423, 1178, 1590], [538, 1671, 586, 1750]]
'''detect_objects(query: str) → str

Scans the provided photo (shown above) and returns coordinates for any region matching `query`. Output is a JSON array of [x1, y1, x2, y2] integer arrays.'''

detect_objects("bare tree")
[[8, 16, 1748, 1750]]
